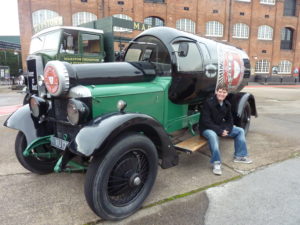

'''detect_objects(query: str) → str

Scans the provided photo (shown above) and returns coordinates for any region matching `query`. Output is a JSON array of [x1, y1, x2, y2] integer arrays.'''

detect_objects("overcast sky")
[[0, 0, 20, 35]]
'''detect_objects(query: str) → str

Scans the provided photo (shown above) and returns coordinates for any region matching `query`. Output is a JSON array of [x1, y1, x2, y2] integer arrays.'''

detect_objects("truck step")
[[175, 136, 207, 154]]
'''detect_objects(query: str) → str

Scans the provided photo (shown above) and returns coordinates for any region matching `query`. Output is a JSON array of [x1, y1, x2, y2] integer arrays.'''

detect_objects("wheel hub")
[[129, 173, 142, 187]]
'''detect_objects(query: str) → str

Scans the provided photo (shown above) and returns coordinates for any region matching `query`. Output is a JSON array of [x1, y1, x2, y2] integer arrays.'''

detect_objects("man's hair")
[[216, 84, 228, 92]]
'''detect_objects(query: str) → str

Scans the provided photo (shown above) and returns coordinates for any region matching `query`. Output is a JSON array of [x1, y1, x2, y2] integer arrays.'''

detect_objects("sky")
[[0, 0, 20, 35]]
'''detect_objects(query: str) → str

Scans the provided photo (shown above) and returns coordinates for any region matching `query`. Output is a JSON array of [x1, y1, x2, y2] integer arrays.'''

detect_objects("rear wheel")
[[84, 133, 158, 220], [15, 132, 59, 174]]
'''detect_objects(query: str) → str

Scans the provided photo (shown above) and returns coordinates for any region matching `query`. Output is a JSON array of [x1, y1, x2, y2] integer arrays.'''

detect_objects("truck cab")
[[25, 26, 105, 96]]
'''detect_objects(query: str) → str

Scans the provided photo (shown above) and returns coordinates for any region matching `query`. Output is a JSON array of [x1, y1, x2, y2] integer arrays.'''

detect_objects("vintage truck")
[[4, 27, 257, 220]]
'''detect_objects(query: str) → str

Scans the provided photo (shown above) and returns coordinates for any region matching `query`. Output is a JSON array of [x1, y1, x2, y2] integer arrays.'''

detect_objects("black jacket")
[[199, 95, 233, 136]]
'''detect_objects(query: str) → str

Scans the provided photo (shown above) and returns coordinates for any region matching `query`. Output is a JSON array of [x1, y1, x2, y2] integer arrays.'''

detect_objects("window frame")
[[206, 21, 224, 37], [260, 0, 276, 5], [258, 25, 273, 40], [255, 59, 270, 74], [232, 23, 249, 39], [113, 14, 133, 33], [176, 18, 196, 34], [278, 60, 292, 74], [72, 11, 97, 27], [32, 9, 59, 27]]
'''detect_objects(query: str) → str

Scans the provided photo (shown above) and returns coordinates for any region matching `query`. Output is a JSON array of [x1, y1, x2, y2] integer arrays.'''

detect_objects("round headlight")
[[29, 96, 48, 118], [67, 99, 89, 125], [44, 61, 70, 96]]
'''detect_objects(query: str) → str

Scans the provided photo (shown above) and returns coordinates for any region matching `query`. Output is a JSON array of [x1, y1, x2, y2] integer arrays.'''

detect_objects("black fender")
[[227, 92, 258, 124], [68, 113, 179, 169], [3, 105, 50, 144]]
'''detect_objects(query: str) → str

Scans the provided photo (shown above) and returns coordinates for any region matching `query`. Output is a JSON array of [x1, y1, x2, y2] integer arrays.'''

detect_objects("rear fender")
[[68, 113, 179, 169]]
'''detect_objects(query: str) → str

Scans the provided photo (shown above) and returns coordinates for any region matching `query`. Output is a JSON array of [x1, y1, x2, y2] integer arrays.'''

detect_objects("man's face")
[[215, 88, 228, 102]]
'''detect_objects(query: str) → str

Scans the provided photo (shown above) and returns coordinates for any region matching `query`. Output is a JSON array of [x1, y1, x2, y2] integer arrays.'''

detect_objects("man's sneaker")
[[233, 156, 253, 164], [212, 161, 222, 175]]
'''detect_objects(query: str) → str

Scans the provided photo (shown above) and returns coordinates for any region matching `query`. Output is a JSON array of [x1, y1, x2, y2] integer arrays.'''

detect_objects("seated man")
[[199, 84, 252, 175]]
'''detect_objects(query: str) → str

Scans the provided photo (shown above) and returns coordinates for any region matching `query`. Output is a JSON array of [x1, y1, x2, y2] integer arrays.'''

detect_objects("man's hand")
[[222, 130, 229, 137]]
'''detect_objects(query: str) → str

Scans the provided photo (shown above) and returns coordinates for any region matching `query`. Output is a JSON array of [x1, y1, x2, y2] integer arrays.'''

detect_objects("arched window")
[[260, 0, 275, 5], [144, 17, 164, 27], [278, 60, 292, 74], [176, 18, 195, 34], [72, 12, 97, 26], [255, 60, 270, 73], [206, 21, 224, 37], [113, 14, 133, 32], [281, 27, 294, 50], [32, 9, 59, 27], [258, 25, 273, 40], [233, 23, 249, 39]]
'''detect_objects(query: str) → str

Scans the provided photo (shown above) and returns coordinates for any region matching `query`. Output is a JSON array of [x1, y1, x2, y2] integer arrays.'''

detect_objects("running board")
[[175, 136, 207, 154]]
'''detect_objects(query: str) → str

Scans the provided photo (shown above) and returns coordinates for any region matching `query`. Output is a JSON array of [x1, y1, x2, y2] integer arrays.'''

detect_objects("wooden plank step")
[[175, 136, 207, 154]]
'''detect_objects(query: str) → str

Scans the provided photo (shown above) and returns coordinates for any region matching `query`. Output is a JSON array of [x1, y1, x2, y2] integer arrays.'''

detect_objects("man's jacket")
[[199, 95, 233, 136]]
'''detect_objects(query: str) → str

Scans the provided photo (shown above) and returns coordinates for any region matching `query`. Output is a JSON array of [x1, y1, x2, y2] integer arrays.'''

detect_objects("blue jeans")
[[202, 126, 248, 163]]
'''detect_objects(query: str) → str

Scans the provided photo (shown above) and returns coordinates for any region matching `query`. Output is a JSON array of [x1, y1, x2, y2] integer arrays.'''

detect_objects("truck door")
[[59, 30, 82, 64]]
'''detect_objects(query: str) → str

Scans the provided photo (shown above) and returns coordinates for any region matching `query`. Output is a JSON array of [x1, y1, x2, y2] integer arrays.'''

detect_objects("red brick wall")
[[18, 0, 300, 75]]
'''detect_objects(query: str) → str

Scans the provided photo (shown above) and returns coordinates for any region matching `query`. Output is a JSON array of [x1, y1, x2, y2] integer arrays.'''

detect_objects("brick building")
[[18, 0, 300, 77]]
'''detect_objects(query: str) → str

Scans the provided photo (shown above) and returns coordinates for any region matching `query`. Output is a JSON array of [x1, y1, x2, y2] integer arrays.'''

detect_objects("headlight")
[[67, 99, 89, 125], [29, 95, 48, 118]]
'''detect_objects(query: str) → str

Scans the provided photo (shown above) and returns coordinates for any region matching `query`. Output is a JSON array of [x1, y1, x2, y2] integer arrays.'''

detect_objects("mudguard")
[[3, 105, 50, 145], [68, 112, 179, 169], [236, 92, 257, 118]]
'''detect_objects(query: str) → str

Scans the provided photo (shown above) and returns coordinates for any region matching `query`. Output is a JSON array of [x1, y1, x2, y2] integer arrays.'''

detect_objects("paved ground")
[[0, 85, 300, 225]]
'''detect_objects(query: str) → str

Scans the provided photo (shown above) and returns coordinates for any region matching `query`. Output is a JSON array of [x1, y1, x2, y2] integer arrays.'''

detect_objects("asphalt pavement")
[[0, 85, 300, 225]]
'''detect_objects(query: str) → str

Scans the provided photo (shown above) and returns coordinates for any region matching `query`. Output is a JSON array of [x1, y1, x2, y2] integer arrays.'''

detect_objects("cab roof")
[[32, 26, 104, 39]]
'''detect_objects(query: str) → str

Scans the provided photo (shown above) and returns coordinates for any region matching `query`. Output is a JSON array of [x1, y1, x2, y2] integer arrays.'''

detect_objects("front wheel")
[[15, 132, 59, 174], [84, 133, 158, 220]]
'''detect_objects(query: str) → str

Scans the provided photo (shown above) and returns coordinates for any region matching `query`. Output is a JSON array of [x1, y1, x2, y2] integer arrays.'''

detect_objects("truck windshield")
[[29, 30, 61, 54]]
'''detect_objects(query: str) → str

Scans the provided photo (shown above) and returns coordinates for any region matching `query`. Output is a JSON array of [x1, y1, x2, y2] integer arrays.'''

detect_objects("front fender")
[[236, 92, 257, 118], [4, 105, 49, 144], [69, 112, 178, 168]]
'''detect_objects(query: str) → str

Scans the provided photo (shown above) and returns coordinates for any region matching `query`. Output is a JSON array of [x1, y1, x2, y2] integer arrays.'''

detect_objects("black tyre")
[[84, 133, 158, 220], [15, 132, 59, 174], [238, 102, 251, 135]]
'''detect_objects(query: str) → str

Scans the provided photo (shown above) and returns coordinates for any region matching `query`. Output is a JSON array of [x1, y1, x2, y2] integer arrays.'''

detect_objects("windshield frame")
[[29, 29, 62, 54]]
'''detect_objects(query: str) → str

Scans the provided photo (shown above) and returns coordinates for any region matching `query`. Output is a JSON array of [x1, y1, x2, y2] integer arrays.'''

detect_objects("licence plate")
[[50, 136, 69, 151]]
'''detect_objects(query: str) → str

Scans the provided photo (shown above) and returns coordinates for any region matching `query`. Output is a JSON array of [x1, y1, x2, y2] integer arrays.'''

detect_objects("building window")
[[113, 14, 133, 32], [240, 12, 245, 16], [262, 50, 267, 53], [81, 0, 88, 2], [206, 21, 224, 37], [144, 17, 164, 27], [233, 23, 249, 39], [265, 15, 269, 18], [260, 0, 275, 5], [184, 7, 189, 11], [72, 12, 97, 26], [144, 0, 165, 3], [32, 9, 59, 27], [176, 18, 195, 34], [118, 1, 124, 5], [278, 60, 292, 74], [255, 59, 270, 74], [213, 10, 219, 14], [258, 25, 273, 40], [281, 27, 293, 50], [284, 0, 296, 16], [236, 0, 251, 2]]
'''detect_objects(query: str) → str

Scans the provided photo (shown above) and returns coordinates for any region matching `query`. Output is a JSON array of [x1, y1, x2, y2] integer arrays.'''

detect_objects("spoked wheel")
[[238, 102, 251, 135], [84, 133, 158, 220], [15, 132, 59, 174]]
